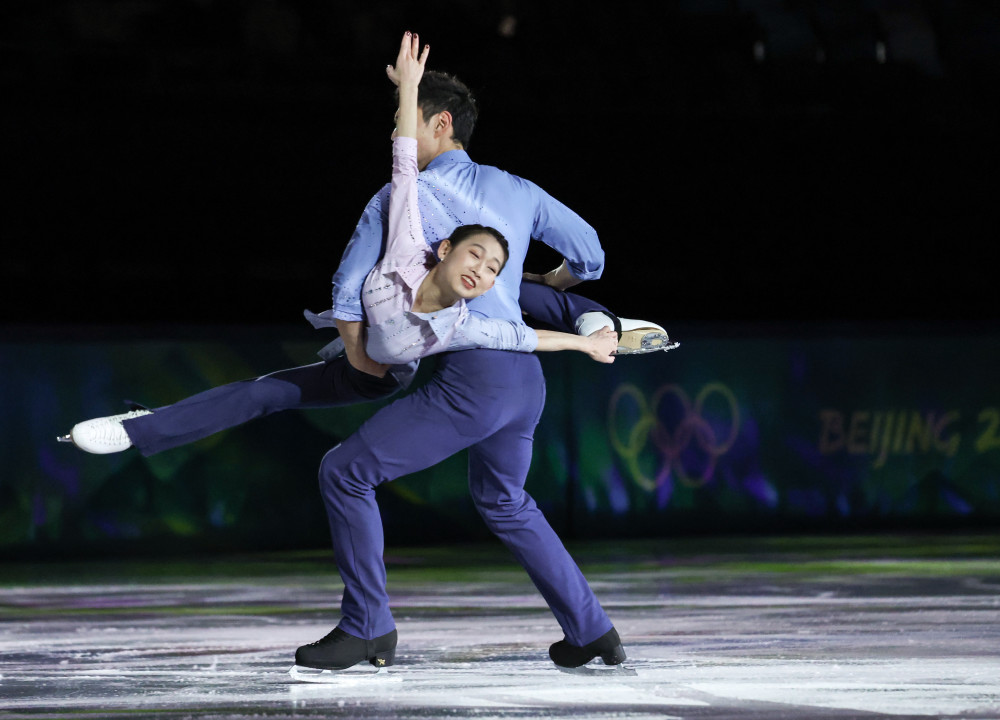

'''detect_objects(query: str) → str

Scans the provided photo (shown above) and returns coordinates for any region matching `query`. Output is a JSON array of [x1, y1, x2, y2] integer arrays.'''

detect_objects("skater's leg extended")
[[467, 417, 614, 649], [518, 280, 608, 332], [469, 440, 628, 670], [519, 280, 676, 355], [457, 350, 623, 666], [66, 357, 399, 456]]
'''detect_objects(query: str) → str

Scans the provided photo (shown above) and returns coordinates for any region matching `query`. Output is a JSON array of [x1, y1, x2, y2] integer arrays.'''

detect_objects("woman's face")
[[436, 234, 506, 300]]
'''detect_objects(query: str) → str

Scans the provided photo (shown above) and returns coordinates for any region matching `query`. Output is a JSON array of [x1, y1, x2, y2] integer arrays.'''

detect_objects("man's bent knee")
[[318, 441, 384, 501]]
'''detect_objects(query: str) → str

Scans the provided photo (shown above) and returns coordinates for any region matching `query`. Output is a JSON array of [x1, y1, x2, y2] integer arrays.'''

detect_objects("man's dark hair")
[[397, 70, 478, 149], [448, 224, 509, 271]]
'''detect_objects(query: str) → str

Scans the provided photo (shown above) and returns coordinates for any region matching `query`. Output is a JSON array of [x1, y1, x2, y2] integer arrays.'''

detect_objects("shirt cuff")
[[524, 327, 539, 352], [331, 309, 364, 323], [565, 260, 604, 283]]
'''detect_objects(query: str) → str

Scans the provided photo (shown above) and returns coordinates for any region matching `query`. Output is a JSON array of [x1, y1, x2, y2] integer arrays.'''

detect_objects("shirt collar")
[[391, 265, 429, 291], [425, 149, 471, 171], [414, 302, 466, 340]]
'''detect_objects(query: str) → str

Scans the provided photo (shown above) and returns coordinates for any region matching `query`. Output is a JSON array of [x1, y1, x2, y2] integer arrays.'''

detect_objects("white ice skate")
[[56, 409, 152, 454], [576, 311, 679, 355]]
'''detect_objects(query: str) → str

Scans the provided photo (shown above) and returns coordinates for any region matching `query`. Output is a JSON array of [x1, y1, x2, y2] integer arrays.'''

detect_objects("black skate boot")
[[294, 627, 397, 672], [549, 627, 632, 674]]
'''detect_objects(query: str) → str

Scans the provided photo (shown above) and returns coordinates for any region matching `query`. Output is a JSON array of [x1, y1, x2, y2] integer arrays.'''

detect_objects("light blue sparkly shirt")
[[328, 148, 605, 326]]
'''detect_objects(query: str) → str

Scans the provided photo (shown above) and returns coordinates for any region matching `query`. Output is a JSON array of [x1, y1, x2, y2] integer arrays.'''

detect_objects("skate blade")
[[288, 665, 399, 684], [557, 663, 638, 677], [615, 338, 680, 355]]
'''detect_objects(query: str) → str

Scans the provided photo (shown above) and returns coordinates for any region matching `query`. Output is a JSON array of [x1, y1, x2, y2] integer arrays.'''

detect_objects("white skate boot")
[[57, 409, 152, 454], [576, 311, 679, 355]]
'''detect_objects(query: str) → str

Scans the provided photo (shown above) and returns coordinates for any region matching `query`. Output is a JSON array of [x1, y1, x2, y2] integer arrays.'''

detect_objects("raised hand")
[[386, 31, 429, 88]]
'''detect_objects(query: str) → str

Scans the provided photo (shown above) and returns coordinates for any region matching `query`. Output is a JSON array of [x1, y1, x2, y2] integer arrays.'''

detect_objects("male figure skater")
[[294, 33, 639, 674]]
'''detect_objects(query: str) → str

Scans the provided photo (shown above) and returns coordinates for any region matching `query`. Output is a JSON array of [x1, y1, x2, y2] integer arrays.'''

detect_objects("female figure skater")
[[61, 34, 617, 456]]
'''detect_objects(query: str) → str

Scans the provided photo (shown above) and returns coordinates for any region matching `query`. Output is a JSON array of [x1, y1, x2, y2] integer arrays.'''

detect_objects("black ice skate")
[[549, 627, 636, 675], [289, 627, 397, 682]]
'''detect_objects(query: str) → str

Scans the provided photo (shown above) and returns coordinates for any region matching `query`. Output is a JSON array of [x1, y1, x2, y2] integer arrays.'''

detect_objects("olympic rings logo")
[[608, 382, 741, 489]]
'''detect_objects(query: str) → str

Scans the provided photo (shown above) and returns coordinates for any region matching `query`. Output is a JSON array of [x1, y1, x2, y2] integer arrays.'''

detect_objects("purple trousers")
[[122, 282, 609, 457], [319, 349, 613, 646]]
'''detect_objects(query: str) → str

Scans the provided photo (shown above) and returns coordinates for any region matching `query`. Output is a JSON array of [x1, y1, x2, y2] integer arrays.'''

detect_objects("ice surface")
[[2, 538, 1000, 719]]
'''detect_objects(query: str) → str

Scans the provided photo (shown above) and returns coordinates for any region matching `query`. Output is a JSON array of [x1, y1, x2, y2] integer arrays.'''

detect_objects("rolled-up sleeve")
[[523, 177, 604, 282], [330, 186, 390, 322]]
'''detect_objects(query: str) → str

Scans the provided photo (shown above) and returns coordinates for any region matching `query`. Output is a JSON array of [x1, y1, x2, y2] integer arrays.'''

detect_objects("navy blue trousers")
[[123, 359, 398, 456], [319, 349, 614, 646]]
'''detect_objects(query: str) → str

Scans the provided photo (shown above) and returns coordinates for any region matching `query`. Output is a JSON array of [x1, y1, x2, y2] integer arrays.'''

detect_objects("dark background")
[[3, 0, 999, 331]]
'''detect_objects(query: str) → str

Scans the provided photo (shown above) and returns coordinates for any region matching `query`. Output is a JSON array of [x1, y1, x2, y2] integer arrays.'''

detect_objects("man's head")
[[417, 71, 477, 149], [394, 70, 478, 169]]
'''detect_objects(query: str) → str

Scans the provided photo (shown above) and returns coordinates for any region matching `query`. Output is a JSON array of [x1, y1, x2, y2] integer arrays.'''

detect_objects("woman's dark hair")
[[447, 224, 509, 271]]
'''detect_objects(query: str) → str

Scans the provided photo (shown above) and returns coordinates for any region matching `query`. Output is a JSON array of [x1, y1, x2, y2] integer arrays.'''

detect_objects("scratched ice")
[[2, 538, 1000, 719]]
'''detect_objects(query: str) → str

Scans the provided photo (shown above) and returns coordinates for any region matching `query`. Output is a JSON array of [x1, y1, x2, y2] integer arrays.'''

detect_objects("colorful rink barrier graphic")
[[608, 382, 742, 491], [532, 329, 1000, 535], [2, 327, 999, 554]]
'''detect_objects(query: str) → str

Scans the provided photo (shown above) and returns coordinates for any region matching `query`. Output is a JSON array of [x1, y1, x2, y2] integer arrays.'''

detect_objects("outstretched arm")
[[535, 327, 618, 363], [339, 33, 429, 378], [386, 32, 429, 138]]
